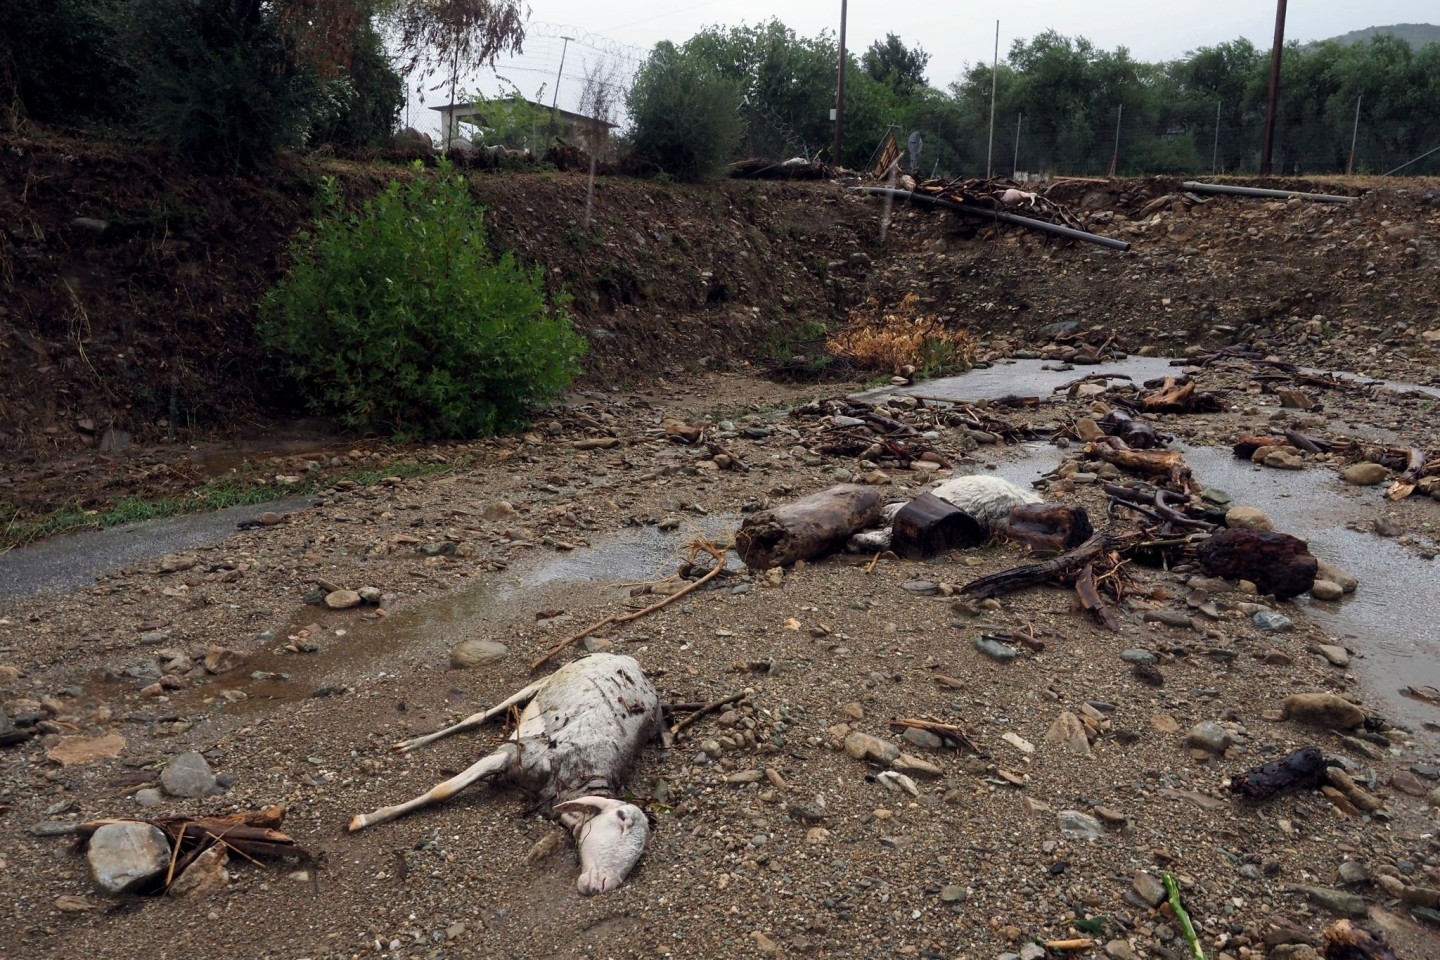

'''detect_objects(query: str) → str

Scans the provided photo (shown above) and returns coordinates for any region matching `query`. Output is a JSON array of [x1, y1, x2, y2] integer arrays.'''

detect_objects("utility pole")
[[1212, 100, 1221, 173], [832, 0, 848, 165], [548, 36, 573, 141], [1109, 104, 1123, 177], [1260, 0, 1287, 176], [1012, 112, 1022, 178], [986, 20, 999, 178], [1347, 94, 1362, 175]]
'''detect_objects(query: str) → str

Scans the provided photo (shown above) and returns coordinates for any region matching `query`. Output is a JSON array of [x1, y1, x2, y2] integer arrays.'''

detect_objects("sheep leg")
[[393, 679, 546, 753], [348, 745, 516, 832]]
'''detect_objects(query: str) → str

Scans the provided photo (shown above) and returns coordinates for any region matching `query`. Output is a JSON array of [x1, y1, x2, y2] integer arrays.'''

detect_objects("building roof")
[[430, 99, 617, 129]]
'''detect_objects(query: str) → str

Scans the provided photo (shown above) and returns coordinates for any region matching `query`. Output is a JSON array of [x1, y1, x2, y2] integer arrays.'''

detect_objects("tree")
[[862, 34, 930, 96], [627, 42, 745, 182]]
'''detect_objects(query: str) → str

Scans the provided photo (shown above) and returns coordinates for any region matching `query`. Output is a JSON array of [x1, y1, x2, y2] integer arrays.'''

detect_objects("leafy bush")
[[120, 0, 324, 171], [627, 42, 745, 182], [306, 22, 405, 150], [0, 0, 133, 127], [259, 165, 585, 439]]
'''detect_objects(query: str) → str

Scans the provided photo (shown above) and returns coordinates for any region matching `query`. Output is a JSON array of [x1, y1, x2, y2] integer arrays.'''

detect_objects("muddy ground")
[[3, 355, 1440, 960], [2, 137, 1440, 960]]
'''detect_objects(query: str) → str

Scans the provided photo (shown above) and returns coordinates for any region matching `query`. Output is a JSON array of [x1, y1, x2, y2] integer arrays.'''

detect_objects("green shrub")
[[121, 0, 324, 171], [306, 22, 405, 150], [627, 42, 745, 182], [0, 0, 134, 126], [259, 165, 585, 440]]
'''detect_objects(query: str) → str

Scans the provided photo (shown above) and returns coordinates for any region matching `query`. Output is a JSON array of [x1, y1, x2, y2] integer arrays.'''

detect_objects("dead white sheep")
[[348, 653, 661, 895]]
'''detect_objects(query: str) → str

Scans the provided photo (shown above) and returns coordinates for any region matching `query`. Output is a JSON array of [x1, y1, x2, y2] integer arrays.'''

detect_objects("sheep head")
[[554, 796, 650, 896]]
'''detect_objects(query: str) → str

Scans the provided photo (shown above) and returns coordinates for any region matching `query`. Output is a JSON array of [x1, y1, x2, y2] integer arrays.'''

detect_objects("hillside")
[[1320, 22, 1440, 49]]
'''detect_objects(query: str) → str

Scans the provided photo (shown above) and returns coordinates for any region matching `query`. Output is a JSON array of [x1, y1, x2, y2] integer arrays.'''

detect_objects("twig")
[[669, 691, 745, 737], [530, 540, 730, 671], [866, 551, 882, 573]]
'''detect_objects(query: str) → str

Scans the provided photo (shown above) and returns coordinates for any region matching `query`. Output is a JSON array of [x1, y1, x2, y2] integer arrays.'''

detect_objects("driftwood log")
[[735, 484, 884, 569], [889, 493, 985, 560], [1091, 444, 1196, 490], [1141, 377, 1223, 414], [1195, 528, 1317, 599], [961, 533, 1114, 599], [1228, 746, 1330, 800], [1003, 503, 1094, 553]]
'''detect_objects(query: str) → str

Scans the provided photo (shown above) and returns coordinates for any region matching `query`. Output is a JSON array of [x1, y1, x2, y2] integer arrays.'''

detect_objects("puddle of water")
[[191, 517, 738, 713], [0, 496, 313, 603]]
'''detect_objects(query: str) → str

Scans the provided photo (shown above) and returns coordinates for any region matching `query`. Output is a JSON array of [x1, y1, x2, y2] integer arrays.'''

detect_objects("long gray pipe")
[[851, 186, 1131, 251], [1180, 181, 1357, 203]]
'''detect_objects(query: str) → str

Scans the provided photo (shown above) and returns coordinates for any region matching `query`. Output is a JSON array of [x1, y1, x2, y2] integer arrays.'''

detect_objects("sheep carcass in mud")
[[349, 653, 661, 895]]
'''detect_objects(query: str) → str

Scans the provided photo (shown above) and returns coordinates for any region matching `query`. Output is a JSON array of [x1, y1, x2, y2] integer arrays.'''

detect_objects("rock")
[[161, 751, 220, 798], [87, 821, 171, 895], [1044, 712, 1092, 755], [1187, 721, 1234, 753], [324, 589, 363, 610], [840, 701, 865, 720], [843, 732, 901, 764], [1390, 770, 1430, 797], [1263, 450, 1306, 470], [449, 638, 509, 669], [1315, 561, 1358, 593], [1104, 940, 1140, 960], [483, 500, 518, 521], [134, 788, 162, 808], [1253, 610, 1294, 632], [1226, 506, 1274, 531], [46, 734, 126, 766], [1121, 648, 1157, 664], [940, 883, 966, 902], [1295, 885, 1367, 917], [0, 706, 34, 747], [974, 635, 1019, 662], [1002, 732, 1036, 754], [1341, 463, 1388, 486], [1057, 810, 1103, 841], [203, 645, 246, 674], [1132, 871, 1167, 907], [1283, 693, 1366, 729], [892, 753, 943, 778], [1269, 946, 1322, 960], [357, 586, 383, 604], [157, 554, 198, 573], [1336, 861, 1370, 885], [1310, 580, 1344, 601], [167, 843, 229, 898], [901, 727, 943, 750], [1315, 644, 1350, 667]]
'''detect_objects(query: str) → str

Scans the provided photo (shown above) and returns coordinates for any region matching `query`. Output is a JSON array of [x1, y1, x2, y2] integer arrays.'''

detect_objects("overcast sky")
[[411, 1, 1430, 137]]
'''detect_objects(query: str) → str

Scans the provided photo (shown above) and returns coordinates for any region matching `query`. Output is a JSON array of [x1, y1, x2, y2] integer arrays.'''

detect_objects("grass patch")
[[0, 458, 451, 553]]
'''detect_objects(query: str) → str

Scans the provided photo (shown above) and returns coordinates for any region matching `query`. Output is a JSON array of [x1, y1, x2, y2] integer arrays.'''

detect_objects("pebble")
[[1132, 871, 1167, 907], [87, 821, 171, 895], [1314, 644, 1350, 667], [1104, 941, 1140, 960], [161, 751, 220, 798], [1283, 693, 1366, 729], [1310, 580, 1344, 601], [1225, 506, 1273, 531], [323, 589, 363, 610], [843, 732, 900, 764], [1057, 810, 1103, 841], [1044, 712, 1091, 755], [974, 635, 1019, 662], [449, 638, 509, 669], [1120, 648, 1157, 664], [1187, 721, 1234, 754], [203, 645, 246, 674], [1253, 610, 1294, 632], [1315, 561, 1358, 592], [1341, 462, 1388, 485], [1295, 885, 1367, 917]]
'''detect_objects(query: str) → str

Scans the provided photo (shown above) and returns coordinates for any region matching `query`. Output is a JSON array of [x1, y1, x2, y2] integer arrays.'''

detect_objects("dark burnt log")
[[1098, 410, 1169, 449], [1140, 377, 1224, 414], [1321, 920, 1402, 960], [735, 485, 884, 569], [1195, 528, 1317, 600], [1003, 503, 1094, 553], [890, 494, 986, 560], [1227, 746, 1329, 800]]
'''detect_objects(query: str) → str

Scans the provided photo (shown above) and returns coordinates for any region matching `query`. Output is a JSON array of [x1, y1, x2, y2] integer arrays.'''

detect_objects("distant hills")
[[1318, 23, 1440, 49]]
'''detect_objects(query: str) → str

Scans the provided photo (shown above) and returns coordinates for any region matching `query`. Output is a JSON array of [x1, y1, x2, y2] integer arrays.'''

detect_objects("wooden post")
[[1260, 0, 1288, 176]]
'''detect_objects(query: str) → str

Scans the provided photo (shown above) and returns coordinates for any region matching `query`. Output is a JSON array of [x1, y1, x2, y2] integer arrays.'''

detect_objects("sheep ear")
[[553, 796, 617, 816]]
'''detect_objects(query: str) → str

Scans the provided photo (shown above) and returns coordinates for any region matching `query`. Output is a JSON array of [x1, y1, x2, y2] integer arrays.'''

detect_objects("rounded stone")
[[324, 589, 363, 610], [449, 638, 509, 669], [1310, 579, 1344, 601], [1340, 462, 1388, 486], [1225, 506, 1273, 531]]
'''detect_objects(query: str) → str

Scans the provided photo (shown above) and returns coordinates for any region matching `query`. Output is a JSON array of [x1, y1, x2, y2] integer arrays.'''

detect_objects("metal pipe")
[[1260, 0, 1287, 176], [851, 187, 1131, 251], [1180, 181, 1356, 203]]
